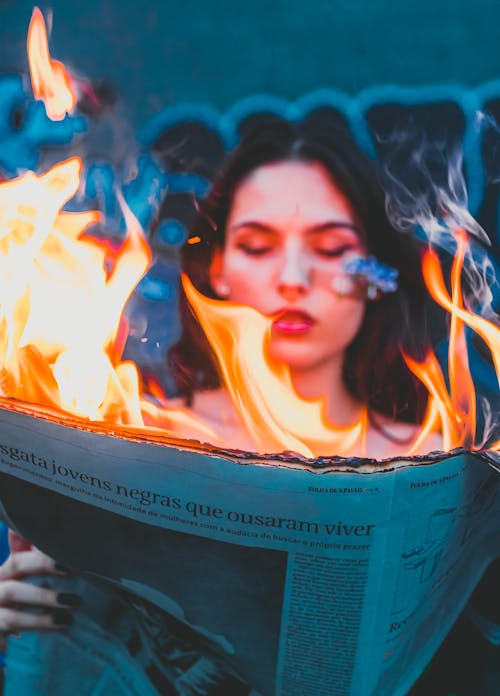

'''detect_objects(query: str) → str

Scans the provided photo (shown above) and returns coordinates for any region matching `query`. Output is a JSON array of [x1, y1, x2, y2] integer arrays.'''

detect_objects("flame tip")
[[27, 6, 76, 120]]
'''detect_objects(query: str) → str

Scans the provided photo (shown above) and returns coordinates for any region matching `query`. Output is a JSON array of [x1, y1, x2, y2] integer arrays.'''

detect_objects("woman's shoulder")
[[173, 388, 237, 427], [162, 389, 257, 451]]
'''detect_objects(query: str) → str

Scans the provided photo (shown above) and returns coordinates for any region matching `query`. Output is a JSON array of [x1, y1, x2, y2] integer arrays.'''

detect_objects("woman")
[[168, 116, 439, 457], [0, 118, 444, 691]]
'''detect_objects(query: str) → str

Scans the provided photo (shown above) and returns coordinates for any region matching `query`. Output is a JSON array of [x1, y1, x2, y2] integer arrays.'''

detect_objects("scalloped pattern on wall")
[[140, 82, 500, 249]]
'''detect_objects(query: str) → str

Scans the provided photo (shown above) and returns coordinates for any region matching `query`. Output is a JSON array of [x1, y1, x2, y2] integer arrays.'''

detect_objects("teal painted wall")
[[1, 0, 499, 128]]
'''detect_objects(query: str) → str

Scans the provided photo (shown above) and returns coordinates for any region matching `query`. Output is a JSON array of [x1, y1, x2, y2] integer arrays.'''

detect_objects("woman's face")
[[210, 160, 367, 370]]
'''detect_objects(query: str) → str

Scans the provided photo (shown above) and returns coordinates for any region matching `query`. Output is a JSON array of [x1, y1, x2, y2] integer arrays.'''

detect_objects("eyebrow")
[[227, 220, 361, 235]]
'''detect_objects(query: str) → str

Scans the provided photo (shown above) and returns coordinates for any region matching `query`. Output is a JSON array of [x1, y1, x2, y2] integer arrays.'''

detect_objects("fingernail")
[[54, 563, 72, 574], [56, 593, 81, 608], [52, 609, 74, 627]]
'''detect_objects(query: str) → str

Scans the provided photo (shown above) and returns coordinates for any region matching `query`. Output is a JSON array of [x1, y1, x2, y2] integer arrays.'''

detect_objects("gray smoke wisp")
[[379, 132, 498, 318]]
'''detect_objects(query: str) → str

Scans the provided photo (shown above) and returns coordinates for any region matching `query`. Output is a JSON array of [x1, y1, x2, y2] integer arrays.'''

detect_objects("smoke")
[[475, 110, 500, 185], [381, 134, 487, 242], [379, 127, 499, 317], [475, 395, 500, 450]]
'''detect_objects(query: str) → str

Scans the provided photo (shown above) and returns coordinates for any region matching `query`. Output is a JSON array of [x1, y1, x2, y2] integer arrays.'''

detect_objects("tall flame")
[[404, 229, 500, 453], [0, 158, 148, 420], [0, 156, 222, 445], [183, 275, 369, 458], [27, 7, 76, 120]]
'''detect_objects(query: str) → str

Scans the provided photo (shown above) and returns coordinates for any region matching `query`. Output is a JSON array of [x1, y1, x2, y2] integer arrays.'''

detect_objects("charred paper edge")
[[0, 397, 496, 475]]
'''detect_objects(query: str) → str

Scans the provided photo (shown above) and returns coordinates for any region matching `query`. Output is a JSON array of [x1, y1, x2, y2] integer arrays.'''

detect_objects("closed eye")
[[236, 243, 273, 256], [314, 244, 356, 258]]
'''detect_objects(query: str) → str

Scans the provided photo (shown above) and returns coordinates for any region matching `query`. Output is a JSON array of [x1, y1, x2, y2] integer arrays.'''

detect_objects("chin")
[[269, 341, 336, 372]]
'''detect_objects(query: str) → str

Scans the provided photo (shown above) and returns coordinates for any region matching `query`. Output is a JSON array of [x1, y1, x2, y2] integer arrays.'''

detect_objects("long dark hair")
[[169, 116, 433, 423]]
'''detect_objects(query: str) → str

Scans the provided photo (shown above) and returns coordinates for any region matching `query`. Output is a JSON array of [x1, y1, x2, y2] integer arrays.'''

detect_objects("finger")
[[0, 549, 64, 581], [0, 580, 81, 610], [0, 607, 73, 634], [8, 530, 32, 553]]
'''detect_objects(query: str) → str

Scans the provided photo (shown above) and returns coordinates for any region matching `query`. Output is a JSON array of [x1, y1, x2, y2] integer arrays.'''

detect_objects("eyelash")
[[236, 243, 355, 258], [314, 244, 355, 258], [237, 244, 272, 256]]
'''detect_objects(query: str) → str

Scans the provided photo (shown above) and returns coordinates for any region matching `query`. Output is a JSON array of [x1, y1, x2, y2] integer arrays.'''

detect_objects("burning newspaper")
[[0, 8, 499, 696], [0, 401, 499, 695]]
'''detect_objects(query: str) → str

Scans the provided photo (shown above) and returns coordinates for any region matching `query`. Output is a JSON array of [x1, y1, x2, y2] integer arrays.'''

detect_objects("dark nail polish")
[[54, 563, 72, 574], [52, 609, 74, 626], [56, 592, 81, 608]]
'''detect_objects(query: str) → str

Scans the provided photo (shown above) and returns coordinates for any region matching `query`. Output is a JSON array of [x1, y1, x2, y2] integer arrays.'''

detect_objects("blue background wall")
[[1, 0, 499, 129]]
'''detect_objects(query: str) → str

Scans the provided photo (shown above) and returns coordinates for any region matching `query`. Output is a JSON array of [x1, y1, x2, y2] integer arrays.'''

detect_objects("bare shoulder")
[[162, 390, 236, 429], [188, 389, 257, 450], [163, 391, 233, 416], [163, 396, 188, 409], [189, 389, 238, 424]]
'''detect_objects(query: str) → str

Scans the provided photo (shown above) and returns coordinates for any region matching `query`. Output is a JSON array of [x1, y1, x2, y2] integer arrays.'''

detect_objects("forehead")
[[227, 160, 357, 226]]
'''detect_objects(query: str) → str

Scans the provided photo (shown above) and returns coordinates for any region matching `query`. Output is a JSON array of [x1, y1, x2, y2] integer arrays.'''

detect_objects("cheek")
[[344, 303, 366, 343], [321, 296, 366, 345], [224, 256, 274, 308]]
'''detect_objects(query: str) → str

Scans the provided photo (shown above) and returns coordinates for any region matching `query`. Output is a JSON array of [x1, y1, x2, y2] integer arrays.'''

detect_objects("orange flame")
[[0, 158, 149, 421], [182, 275, 369, 458], [423, 243, 500, 382], [0, 156, 223, 446], [404, 229, 500, 453], [27, 7, 76, 120]]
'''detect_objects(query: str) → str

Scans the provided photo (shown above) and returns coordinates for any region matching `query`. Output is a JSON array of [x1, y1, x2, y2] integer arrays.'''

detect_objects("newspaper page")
[[0, 399, 498, 696]]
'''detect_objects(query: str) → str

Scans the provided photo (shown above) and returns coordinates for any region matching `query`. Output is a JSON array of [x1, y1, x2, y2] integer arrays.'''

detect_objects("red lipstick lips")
[[272, 310, 315, 334]]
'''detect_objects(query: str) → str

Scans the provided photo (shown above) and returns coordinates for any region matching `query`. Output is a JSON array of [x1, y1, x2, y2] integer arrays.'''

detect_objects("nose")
[[277, 242, 310, 299]]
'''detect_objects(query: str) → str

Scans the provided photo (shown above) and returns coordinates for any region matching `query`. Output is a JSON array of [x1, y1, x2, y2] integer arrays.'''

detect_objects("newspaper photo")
[[0, 398, 498, 696]]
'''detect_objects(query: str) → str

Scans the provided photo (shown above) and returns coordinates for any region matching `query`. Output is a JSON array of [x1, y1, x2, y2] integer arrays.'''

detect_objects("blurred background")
[[1, 0, 499, 128]]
